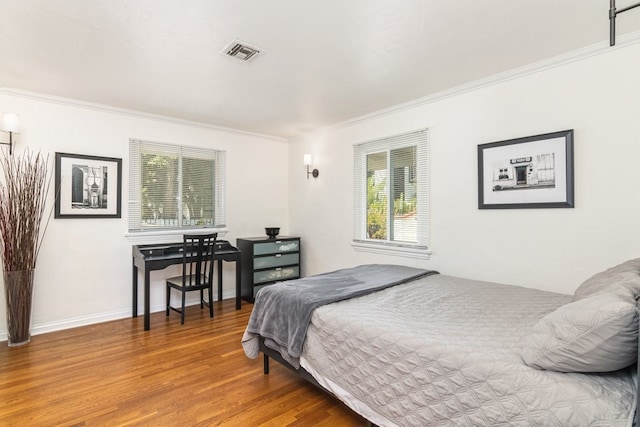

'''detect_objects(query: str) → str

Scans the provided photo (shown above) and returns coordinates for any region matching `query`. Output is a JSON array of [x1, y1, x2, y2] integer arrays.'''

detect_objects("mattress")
[[300, 274, 636, 426], [242, 264, 435, 368]]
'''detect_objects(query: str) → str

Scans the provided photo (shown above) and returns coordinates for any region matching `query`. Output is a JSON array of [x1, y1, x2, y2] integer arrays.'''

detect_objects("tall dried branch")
[[0, 149, 51, 273]]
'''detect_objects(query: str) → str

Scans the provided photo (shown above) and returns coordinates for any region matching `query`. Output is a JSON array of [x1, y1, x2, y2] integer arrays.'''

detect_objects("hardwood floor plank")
[[0, 300, 366, 426]]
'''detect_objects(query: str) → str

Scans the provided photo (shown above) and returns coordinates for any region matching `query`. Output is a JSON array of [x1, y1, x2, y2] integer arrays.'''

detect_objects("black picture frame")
[[55, 152, 122, 218], [478, 130, 574, 209]]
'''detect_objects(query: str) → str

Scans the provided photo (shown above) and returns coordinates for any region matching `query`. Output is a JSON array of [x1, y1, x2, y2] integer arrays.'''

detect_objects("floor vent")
[[223, 40, 262, 61]]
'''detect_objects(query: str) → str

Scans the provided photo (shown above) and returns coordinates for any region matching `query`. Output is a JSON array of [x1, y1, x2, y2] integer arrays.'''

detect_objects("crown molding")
[[0, 87, 288, 142], [3, 29, 639, 145], [292, 30, 640, 142]]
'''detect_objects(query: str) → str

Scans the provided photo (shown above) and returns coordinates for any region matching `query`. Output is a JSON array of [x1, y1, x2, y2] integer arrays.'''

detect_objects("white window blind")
[[353, 129, 429, 251], [129, 139, 226, 232]]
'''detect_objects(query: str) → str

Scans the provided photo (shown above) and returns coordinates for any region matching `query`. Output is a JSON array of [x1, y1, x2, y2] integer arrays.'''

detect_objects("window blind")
[[129, 139, 226, 232], [353, 129, 429, 249]]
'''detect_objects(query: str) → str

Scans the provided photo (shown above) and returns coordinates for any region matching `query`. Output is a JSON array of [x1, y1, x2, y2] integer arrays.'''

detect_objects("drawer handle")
[[275, 254, 282, 258]]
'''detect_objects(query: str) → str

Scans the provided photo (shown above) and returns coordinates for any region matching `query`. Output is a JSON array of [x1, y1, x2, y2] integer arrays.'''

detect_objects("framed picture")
[[55, 152, 122, 218], [478, 130, 574, 209]]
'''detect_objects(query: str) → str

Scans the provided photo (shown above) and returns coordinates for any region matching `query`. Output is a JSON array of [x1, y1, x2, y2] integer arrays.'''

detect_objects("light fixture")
[[0, 113, 20, 155], [303, 154, 319, 179], [609, 0, 640, 46]]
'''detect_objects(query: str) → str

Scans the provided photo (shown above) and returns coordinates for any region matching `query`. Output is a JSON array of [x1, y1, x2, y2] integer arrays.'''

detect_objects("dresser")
[[236, 236, 301, 302]]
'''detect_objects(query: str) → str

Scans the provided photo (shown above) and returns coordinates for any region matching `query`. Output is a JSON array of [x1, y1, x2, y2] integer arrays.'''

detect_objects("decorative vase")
[[3, 269, 35, 347], [265, 227, 280, 239]]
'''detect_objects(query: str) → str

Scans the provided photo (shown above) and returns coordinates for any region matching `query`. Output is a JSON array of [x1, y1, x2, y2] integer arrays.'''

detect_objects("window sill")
[[125, 228, 228, 245], [351, 240, 431, 259]]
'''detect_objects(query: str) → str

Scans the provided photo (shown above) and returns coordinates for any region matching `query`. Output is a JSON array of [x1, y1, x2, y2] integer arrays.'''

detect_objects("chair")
[[166, 233, 218, 324]]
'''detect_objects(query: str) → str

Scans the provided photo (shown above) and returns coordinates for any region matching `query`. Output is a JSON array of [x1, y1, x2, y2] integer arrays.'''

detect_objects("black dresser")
[[236, 236, 301, 302]]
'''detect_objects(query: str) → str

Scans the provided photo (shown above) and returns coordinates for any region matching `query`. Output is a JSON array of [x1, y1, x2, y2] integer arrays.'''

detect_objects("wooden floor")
[[0, 300, 366, 426]]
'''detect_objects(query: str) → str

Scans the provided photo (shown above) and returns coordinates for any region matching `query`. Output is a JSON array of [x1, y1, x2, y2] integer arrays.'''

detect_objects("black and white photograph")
[[491, 152, 556, 192], [55, 152, 122, 218], [478, 130, 574, 209]]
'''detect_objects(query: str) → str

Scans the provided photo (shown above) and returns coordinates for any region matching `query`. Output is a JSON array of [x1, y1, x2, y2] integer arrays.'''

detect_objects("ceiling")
[[1, 1, 639, 139]]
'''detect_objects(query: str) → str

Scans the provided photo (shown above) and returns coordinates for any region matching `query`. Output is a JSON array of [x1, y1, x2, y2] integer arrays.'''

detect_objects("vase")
[[3, 269, 35, 347]]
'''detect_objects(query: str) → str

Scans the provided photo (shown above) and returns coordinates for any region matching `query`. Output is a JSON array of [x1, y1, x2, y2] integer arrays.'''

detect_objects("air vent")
[[223, 40, 263, 62]]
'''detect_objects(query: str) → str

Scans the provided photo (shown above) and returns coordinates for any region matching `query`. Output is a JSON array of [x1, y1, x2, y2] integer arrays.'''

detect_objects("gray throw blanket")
[[241, 264, 438, 367]]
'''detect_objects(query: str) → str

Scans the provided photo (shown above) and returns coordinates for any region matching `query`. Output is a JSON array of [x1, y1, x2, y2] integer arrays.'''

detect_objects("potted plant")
[[0, 149, 50, 346]]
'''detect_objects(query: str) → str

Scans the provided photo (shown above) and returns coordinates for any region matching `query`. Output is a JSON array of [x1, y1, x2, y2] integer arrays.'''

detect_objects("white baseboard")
[[0, 290, 237, 343]]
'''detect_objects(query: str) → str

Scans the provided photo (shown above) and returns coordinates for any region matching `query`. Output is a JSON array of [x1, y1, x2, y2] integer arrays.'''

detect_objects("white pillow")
[[574, 257, 640, 301], [521, 291, 638, 372]]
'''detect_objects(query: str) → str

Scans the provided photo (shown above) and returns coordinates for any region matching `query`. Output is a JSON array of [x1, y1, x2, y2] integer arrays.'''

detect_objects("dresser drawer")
[[253, 266, 300, 284], [254, 240, 300, 255], [253, 253, 299, 270], [237, 236, 301, 303]]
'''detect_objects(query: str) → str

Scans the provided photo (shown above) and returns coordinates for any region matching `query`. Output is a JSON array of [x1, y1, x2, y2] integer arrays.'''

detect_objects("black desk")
[[132, 242, 242, 331]]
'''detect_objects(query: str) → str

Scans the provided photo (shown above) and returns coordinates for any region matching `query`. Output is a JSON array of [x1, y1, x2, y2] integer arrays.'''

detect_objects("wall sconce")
[[303, 154, 319, 179], [0, 113, 20, 155]]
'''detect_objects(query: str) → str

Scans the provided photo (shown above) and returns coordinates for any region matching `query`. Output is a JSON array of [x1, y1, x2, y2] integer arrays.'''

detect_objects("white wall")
[[289, 41, 640, 295], [0, 92, 290, 338], [2, 40, 638, 340]]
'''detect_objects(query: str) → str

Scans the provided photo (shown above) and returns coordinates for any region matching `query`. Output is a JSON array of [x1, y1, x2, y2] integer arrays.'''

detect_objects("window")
[[353, 129, 429, 256], [129, 139, 226, 232]]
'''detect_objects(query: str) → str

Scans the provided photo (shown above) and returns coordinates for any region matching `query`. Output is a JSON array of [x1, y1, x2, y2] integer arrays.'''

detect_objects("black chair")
[[166, 233, 218, 324]]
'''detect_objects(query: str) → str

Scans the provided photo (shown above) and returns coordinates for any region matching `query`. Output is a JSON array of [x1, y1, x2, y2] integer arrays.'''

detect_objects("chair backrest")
[[182, 233, 218, 288]]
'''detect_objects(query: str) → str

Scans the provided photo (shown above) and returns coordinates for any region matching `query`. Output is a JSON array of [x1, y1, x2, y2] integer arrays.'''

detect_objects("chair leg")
[[166, 285, 170, 316], [200, 289, 204, 309], [208, 285, 214, 318], [181, 290, 186, 325]]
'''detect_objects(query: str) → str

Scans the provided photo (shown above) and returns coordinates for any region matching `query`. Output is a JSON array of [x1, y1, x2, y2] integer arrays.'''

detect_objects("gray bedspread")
[[301, 274, 636, 426], [242, 264, 437, 367]]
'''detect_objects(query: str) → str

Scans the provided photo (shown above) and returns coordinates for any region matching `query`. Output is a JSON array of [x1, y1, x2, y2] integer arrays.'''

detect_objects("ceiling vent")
[[223, 40, 263, 62]]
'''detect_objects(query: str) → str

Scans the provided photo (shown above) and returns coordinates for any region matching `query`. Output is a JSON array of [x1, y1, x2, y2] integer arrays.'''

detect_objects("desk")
[[132, 242, 242, 331]]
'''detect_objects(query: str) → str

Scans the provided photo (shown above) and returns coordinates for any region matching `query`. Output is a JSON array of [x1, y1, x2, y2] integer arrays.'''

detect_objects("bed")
[[242, 261, 640, 426]]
